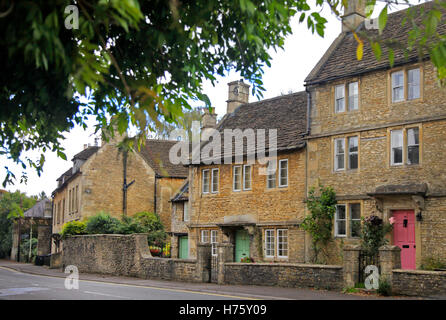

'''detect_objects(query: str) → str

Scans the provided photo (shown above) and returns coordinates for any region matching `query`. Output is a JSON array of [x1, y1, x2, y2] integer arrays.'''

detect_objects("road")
[[0, 266, 248, 300]]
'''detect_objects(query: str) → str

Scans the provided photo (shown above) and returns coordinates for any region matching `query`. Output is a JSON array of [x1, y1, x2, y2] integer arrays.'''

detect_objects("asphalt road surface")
[[0, 266, 248, 300]]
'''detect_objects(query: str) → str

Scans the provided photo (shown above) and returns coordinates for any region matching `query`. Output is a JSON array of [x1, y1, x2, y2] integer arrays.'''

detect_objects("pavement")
[[0, 259, 425, 300]]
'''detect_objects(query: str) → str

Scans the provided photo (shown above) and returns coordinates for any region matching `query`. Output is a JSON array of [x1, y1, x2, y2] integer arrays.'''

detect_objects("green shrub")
[[19, 237, 38, 263], [85, 212, 121, 234], [61, 220, 87, 238], [377, 277, 392, 296], [114, 215, 148, 234], [133, 212, 167, 246], [420, 257, 446, 271]]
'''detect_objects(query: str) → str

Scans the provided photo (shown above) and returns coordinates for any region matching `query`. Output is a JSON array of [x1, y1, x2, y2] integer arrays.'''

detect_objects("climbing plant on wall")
[[301, 185, 337, 264]]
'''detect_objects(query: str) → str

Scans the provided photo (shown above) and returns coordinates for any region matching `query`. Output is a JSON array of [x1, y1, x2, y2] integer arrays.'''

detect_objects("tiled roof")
[[138, 139, 189, 178], [305, 1, 446, 85], [199, 91, 307, 163], [72, 146, 100, 161]]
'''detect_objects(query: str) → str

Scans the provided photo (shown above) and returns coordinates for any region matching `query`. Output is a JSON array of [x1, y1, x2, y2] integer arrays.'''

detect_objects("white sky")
[[1, 1, 423, 197]]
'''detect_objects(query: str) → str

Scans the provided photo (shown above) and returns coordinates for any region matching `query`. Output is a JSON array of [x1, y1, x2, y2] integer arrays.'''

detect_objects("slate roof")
[[198, 91, 308, 163], [305, 1, 446, 85], [138, 139, 189, 178], [24, 198, 52, 219]]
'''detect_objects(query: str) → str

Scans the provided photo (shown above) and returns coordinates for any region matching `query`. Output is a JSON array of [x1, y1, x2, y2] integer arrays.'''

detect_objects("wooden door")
[[392, 210, 416, 269]]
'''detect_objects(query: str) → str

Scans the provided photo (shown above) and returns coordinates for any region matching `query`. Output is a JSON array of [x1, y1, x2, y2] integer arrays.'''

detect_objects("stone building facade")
[[51, 137, 187, 253], [185, 81, 308, 263], [304, 1, 446, 267]]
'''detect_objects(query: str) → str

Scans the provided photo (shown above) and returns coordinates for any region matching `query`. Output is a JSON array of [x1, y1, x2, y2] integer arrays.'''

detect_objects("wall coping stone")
[[393, 269, 446, 275], [225, 262, 342, 269], [66, 233, 149, 238]]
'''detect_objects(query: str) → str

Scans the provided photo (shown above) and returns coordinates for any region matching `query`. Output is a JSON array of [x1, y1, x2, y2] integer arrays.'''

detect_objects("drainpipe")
[[304, 85, 311, 263], [154, 175, 158, 215]]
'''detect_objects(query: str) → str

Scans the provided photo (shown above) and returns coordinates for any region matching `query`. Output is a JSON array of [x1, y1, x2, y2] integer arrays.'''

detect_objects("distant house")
[[304, 1, 446, 268], [170, 181, 189, 259], [51, 134, 187, 253]]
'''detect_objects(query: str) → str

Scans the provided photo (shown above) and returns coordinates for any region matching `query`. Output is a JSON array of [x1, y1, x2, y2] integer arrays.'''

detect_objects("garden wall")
[[392, 269, 446, 297], [223, 262, 343, 290], [62, 234, 211, 282]]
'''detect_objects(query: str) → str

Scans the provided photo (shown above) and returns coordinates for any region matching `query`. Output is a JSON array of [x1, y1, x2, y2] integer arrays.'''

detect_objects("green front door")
[[179, 236, 188, 259], [235, 230, 250, 262]]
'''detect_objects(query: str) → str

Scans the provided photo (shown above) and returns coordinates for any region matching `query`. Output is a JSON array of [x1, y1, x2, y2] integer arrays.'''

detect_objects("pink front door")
[[392, 210, 416, 270]]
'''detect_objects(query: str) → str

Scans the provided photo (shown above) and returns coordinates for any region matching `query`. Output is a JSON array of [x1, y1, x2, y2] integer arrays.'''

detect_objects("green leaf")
[[378, 5, 388, 35], [57, 150, 67, 161]]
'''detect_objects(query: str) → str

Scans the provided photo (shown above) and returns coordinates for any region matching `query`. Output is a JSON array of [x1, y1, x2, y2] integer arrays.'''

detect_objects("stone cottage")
[[304, 1, 446, 268], [51, 135, 187, 253], [182, 80, 308, 262]]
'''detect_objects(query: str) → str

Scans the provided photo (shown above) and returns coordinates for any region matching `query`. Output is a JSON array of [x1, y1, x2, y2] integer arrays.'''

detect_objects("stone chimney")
[[226, 80, 250, 114], [342, 0, 366, 32], [101, 116, 127, 146], [201, 107, 217, 141]]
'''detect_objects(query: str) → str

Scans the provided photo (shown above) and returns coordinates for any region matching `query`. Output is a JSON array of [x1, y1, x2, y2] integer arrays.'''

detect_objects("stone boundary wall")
[[62, 234, 211, 282], [392, 269, 446, 296], [223, 262, 343, 290]]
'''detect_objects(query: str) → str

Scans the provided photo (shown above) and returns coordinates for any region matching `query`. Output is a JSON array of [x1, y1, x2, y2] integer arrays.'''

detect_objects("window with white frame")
[[348, 136, 358, 170], [211, 230, 218, 256], [243, 165, 252, 190], [202, 169, 210, 193], [391, 130, 403, 165], [211, 168, 219, 193], [335, 205, 347, 237], [277, 229, 288, 258], [266, 160, 276, 189], [348, 82, 359, 110], [233, 165, 242, 191], [334, 138, 345, 171], [183, 202, 189, 222], [264, 229, 275, 258], [407, 127, 419, 165], [392, 71, 405, 102], [201, 230, 210, 243], [279, 159, 288, 187], [350, 203, 361, 238], [408, 68, 420, 100], [335, 84, 345, 113]]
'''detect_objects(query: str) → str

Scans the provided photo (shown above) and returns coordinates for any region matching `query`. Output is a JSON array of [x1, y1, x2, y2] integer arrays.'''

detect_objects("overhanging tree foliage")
[[1, 0, 445, 187]]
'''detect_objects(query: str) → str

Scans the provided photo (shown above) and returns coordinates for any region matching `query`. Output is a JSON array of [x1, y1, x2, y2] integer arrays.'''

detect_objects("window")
[[348, 136, 358, 170], [335, 84, 345, 113], [183, 202, 189, 222], [407, 127, 419, 165], [277, 229, 288, 258], [391, 130, 403, 165], [335, 205, 347, 237], [68, 189, 72, 213], [334, 138, 345, 171], [202, 169, 210, 193], [408, 68, 420, 100], [392, 71, 405, 102], [266, 160, 276, 189], [264, 229, 275, 258], [201, 230, 210, 243], [348, 82, 359, 110], [279, 159, 288, 187], [211, 230, 218, 256], [71, 187, 75, 213], [75, 185, 79, 212], [211, 168, 219, 193], [62, 199, 65, 223], [243, 165, 252, 190], [350, 203, 361, 238], [233, 166, 242, 191]]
